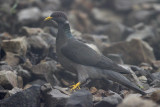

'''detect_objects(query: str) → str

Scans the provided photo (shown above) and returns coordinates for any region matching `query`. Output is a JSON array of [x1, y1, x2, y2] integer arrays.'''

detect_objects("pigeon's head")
[[44, 11, 68, 25]]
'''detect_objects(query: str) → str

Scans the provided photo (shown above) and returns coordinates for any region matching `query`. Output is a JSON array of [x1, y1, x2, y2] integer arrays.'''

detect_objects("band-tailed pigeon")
[[44, 11, 145, 95]]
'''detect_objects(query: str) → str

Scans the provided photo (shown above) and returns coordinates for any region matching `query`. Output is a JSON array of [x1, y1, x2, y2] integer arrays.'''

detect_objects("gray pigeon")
[[44, 11, 146, 95]]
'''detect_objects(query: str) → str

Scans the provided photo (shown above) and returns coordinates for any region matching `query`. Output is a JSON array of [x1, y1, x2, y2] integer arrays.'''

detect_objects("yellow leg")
[[70, 82, 81, 91]]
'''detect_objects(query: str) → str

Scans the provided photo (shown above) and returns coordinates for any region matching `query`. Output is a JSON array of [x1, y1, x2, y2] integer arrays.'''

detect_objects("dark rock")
[[152, 60, 160, 70], [151, 72, 160, 87], [94, 23, 133, 42], [0, 70, 23, 89], [15, 66, 31, 84], [0, 85, 41, 107], [152, 72, 160, 80], [5, 87, 22, 98], [125, 10, 157, 26], [44, 63, 61, 87], [43, 88, 69, 107], [150, 79, 160, 88], [118, 94, 158, 107], [150, 37, 160, 60], [130, 65, 154, 81], [27, 36, 49, 64], [0, 48, 6, 60], [151, 90, 160, 104], [17, 7, 41, 25], [94, 91, 122, 107], [61, 0, 74, 8], [30, 79, 46, 86], [102, 39, 155, 65], [0, 85, 7, 100], [66, 89, 93, 107]]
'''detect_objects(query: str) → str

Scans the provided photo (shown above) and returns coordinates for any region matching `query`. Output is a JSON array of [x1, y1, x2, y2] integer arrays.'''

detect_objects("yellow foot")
[[70, 82, 81, 91]]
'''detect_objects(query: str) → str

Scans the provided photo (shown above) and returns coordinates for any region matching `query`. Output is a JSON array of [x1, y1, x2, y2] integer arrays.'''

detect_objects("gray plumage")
[[47, 11, 146, 95]]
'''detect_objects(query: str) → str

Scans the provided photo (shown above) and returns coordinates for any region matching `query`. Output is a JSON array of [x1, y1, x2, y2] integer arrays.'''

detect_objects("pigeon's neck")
[[57, 22, 72, 46], [63, 23, 72, 38], [58, 22, 72, 38]]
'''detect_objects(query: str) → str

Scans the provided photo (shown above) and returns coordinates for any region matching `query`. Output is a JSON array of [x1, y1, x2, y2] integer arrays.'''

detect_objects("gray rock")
[[151, 72, 160, 87], [29, 79, 46, 86], [94, 91, 122, 107], [102, 39, 155, 65], [31, 60, 57, 78], [39, 33, 56, 59], [5, 87, 22, 98], [126, 10, 157, 26], [130, 65, 154, 82], [0, 85, 41, 107], [0, 62, 13, 71], [2, 37, 27, 56], [16, 66, 31, 84], [91, 8, 123, 24], [20, 26, 44, 37], [118, 94, 158, 107], [107, 54, 124, 64], [127, 26, 155, 42], [66, 89, 93, 107], [0, 70, 23, 89], [94, 23, 133, 42], [27, 36, 49, 64], [152, 72, 160, 80], [81, 34, 110, 51], [17, 7, 41, 24], [43, 88, 69, 107], [41, 0, 61, 11], [152, 60, 160, 70], [114, 0, 156, 11]]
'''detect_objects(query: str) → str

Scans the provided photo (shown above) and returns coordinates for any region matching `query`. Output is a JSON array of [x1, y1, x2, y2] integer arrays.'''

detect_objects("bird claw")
[[70, 82, 81, 91]]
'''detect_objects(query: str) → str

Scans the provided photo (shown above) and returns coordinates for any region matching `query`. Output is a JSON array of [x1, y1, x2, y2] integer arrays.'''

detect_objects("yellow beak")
[[44, 16, 53, 21]]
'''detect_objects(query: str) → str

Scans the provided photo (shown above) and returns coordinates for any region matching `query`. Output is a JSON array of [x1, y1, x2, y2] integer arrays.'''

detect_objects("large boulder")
[[43, 88, 69, 107], [94, 90, 122, 107], [0, 86, 41, 107], [102, 39, 155, 65], [66, 89, 93, 107]]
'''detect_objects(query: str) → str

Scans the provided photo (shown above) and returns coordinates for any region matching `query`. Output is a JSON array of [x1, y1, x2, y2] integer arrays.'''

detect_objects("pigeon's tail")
[[114, 64, 131, 74], [103, 70, 146, 95]]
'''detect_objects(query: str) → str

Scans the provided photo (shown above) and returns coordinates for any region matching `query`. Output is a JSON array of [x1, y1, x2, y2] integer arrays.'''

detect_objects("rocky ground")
[[0, 0, 160, 107]]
